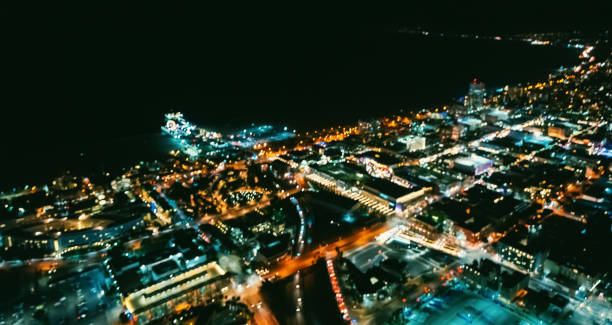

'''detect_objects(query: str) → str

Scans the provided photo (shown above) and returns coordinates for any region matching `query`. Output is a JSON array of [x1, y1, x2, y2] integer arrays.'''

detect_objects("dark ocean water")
[[2, 35, 580, 189]]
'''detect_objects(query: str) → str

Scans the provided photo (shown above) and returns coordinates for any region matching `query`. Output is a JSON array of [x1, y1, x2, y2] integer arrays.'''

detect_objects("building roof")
[[501, 271, 528, 289], [6, 213, 144, 240], [257, 233, 291, 259], [363, 178, 418, 201], [124, 261, 227, 314], [467, 259, 500, 277], [499, 228, 540, 255], [393, 166, 459, 187], [458, 117, 484, 128], [357, 151, 403, 166], [314, 162, 371, 185], [454, 154, 493, 168]]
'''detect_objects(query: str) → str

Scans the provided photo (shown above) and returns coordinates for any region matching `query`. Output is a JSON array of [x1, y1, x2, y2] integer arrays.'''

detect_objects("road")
[[290, 197, 306, 256], [236, 281, 280, 325], [266, 223, 390, 279]]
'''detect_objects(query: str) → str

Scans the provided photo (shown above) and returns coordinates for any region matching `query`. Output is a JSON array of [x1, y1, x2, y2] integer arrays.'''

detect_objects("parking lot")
[[54, 266, 123, 324], [415, 290, 532, 325], [15, 266, 123, 325]]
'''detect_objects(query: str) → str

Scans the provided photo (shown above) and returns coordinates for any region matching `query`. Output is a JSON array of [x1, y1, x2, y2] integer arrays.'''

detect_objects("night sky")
[[2, 3, 610, 182]]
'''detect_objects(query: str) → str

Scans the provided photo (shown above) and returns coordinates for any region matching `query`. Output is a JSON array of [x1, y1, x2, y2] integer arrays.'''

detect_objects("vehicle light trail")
[[326, 259, 351, 322]]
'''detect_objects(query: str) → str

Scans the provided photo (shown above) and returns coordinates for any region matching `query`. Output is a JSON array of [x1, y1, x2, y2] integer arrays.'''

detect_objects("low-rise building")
[[106, 229, 228, 323], [254, 233, 291, 264], [499, 271, 529, 303], [3, 209, 146, 256], [356, 151, 404, 178], [495, 228, 545, 272], [453, 154, 493, 176], [398, 135, 426, 152], [123, 261, 231, 323], [361, 178, 429, 214]]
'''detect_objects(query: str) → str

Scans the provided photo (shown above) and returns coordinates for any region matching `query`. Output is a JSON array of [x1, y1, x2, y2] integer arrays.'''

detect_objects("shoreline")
[[1, 38, 583, 190]]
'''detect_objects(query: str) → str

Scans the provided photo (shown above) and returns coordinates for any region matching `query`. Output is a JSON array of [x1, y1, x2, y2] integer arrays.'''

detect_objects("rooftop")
[[454, 154, 493, 168], [6, 207, 147, 239], [124, 261, 227, 314], [314, 162, 371, 185], [357, 151, 403, 166], [393, 166, 459, 187], [363, 178, 418, 200], [501, 270, 528, 289]]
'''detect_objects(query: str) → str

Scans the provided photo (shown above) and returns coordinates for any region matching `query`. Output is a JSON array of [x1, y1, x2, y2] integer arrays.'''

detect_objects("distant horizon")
[[1, 35, 582, 188]]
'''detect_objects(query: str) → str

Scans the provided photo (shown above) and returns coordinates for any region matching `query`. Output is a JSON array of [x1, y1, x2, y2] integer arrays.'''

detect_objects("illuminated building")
[[462, 259, 501, 290], [497, 244, 537, 272], [547, 126, 570, 139], [211, 219, 259, 261], [3, 211, 146, 256], [495, 228, 543, 272], [357, 151, 403, 178], [457, 117, 485, 130], [392, 166, 465, 197], [485, 109, 509, 124], [453, 154, 493, 176], [451, 216, 491, 246], [398, 135, 426, 151], [123, 261, 231, 323], [140, 184, 174, 225], [440, 123, 465, 142], [464, 78, 486, 112], [310, 162, 371, 192], [106, 230, 226, 322], [161, 112, 196, 138], [361, 178, 429, 213], [451, 124, 465, 141], [547, 121, 578, 140], [477, 142, 506, 155], [462, 259, 529, 303]]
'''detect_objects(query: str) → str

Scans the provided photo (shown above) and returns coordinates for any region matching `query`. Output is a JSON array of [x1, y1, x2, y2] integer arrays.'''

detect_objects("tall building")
[[464, 78, 486, 112]]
